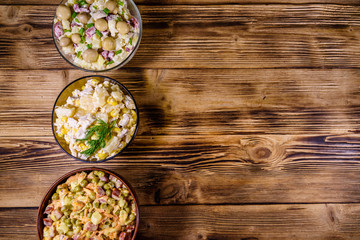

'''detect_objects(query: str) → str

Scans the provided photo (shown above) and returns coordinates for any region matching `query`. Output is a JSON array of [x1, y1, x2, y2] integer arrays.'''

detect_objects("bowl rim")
[[52, 0, 143, 72], [51, 75, 139, 163], [36, 167, 140, 240]]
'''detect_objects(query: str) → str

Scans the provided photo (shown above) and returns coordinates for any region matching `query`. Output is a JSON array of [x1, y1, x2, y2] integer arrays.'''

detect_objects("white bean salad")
[[42, 170, 137, 240], [54, 78, 137, 161], [54, 0, 140, 70]]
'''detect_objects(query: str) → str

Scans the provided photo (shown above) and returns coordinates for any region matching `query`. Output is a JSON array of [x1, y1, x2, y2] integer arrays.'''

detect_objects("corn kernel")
[[91, 79, 99, 85], [57, 132, 64, 138], [75, 99, 80, 106], [122, 108, 129, 114], [110, 109, 118, 118], [61, 116, 68, 122], [61, 128, 67, 135], [131, 110, 137, 120], [107, 97, 117, 106], [113, 127, 121, 133], [81, 86, 85, 90], [97, 151, 108, 160], [79, 143, 88, 151]]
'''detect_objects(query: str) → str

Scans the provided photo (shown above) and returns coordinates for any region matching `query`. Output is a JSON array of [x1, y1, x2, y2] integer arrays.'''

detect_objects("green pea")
[[93, 171, 99, 176], [76, 219, 82, 226], [115, 209, 120, 215], [65, 218, 71, 224], [93, 201, 100, 208], [85, 203, 91, 209], [125, 207, 130, 213], [86, 232, 91, 238], [92, 176, 99, 183], [122, 189, 129, 197], [52, 193, 59, 200], [128, 213, 135, 221], [108, 182, 115, 189], [67, 230, 74, 237], [74, 226, 82, 234], [56, 187, 62, 194], [63, 210, 70, 216], [100, 203, 107, 210], [74, 186, 82, 192], [98, 181, 105, 187], [89, 192, 96, 200], [79, 212, 84, 217], [106, 189, 111, 196], [80, 179, 88, 187], [87, 212, 93, 218], [108, 198, 115, 205], [71, 218, 76, 224], [97, 171, 105, 177], [106, 205, 114, 213], [67, 223, 73, 228], [117, 197, 125, 208], [103, 183, 110, 190], [61, 205, 68, 212]]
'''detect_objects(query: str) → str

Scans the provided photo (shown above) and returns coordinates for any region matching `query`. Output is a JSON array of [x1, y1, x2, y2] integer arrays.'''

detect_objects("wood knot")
[[254, 147, 271, 159]]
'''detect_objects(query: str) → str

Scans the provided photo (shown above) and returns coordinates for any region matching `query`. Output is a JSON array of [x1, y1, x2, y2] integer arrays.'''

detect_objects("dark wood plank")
[[1, 5, 360, 69], [0, 69, 359, 137], [1, 134, 360, 207], [2, 0, 360, 5], [2, 204, 360, 239]]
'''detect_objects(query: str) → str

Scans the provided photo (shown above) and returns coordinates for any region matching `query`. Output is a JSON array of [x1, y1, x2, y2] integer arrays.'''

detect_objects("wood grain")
[[2, 0, 360, 5], [3, 204, 360, 240], [1, 5, 360, 69], [0, 69, 359, 137], [1, 134, 360, 207]]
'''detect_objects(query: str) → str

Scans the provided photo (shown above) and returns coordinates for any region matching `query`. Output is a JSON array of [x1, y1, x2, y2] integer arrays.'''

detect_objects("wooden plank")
[[0, 69, 359, 137], [2, 204, 360, 239], [1, 5, 360, 69], [2, 0, 360, 6], [1, 134, 360, 207]]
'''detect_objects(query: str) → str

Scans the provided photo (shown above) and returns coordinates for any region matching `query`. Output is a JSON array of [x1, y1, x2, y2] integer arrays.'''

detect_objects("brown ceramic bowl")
[[37, 167, 139, 240]]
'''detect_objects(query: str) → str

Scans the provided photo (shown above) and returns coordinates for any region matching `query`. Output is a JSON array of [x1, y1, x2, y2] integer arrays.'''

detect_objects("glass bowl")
[[52, 75, 139, 163], [37, 167, 140, 240], [52, 0, 142, 72]]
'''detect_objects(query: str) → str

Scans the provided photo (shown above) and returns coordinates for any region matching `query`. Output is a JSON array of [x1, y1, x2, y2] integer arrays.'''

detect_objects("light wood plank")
[[1, 134, 360, 207], [0, 69, 359, 137], [1, 5, 360, 69], [2, 204, 360, 239]]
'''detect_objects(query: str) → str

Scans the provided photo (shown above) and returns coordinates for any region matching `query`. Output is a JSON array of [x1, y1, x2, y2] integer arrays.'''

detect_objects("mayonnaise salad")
[[42, 170, 137, 240], [54, 0, 140, 70], [54, 78, 137, 161]]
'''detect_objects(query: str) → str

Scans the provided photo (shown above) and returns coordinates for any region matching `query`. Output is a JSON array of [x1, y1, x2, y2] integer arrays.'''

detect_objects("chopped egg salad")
[[54, 78, 137, 161], [53, 0, 140, 70], [42, 170, 137, 240]]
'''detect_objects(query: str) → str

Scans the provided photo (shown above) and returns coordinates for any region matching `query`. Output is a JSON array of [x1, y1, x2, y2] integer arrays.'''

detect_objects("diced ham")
[[86, 26, 96, 38], [97, 186, 106, 197], [84, 222, 98, 231], [99, 175, 109, 182], [112, 188, 121, 200], [53, 209, 63, 220], [54, 21, 64, 38], [60, 235, 69, 240], [73, 234, 80, 240], [73, 4, 89, 13], [108, 51, 115, 60], [126, 225, 135, 232], [44, 205, 53, 215], [101, 50, 109, 60], [130, 17, 139, 28], [43, 218, 53, 226], [106, 14, 116, 21], [71, 20, 81, 28], [109, 175, 123, 188], [101, 30, 109, 37], [98, 196, 108, 204], [125, 47, 131, 52], [119, 232, 131, 240]]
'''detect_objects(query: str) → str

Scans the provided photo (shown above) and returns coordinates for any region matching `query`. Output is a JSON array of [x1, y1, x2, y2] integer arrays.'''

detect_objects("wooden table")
[[1, 0, 360, 239]]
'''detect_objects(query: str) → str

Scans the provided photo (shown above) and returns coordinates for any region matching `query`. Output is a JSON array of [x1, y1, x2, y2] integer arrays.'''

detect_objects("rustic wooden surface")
[[1, 1, 360, 239]]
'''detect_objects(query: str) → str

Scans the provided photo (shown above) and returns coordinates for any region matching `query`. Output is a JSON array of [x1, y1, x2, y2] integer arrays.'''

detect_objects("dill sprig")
[[76, 119, 116, 156]]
